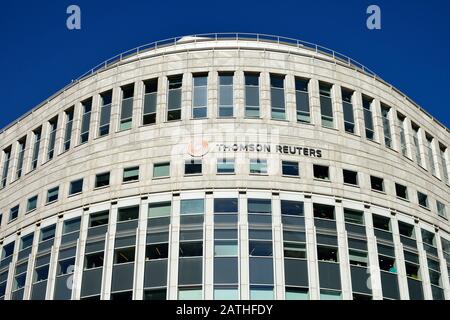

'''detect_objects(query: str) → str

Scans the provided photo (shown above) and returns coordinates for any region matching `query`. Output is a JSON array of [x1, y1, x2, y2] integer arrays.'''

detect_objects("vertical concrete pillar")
[[72, 208, 90, 300], [272, 193, 284, 300], [391, 214, 409, 299], [304, 196, 319, 300], [335, 201, 352, 299], [203, 193, 214, 300], [133, 198, 148, 300], [168, 194, 180, 299], [238, 192, 249, 299], [46, 218, 64, 300], [364, 208, 383, 300]]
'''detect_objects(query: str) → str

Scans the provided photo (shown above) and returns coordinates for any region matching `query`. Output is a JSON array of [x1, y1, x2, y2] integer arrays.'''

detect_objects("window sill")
[[152, 176, 170, 180], [217, 172, 236, 175], [344, 131, 360, 138], [371, 189, 386, 195], [282, 174, 300, 179], [45, 200, 58, 206], [122, 180, 139, 185], [249, 173, 269, 176], [68, 192, 82, 198], [343, 183, 359, 188], [94, 185, 110, 191], [26, 209, 37, 215], [313, 178, 331, 182], [184, 173, 203, 177], [8, 218, 18, 224], [418, 205, 430, 211]]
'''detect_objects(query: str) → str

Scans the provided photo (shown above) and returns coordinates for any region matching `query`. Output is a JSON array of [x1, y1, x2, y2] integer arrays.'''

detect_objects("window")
[[313, 165, 329, 180], [250, 159, 268, 174], [284, 243, 306, 259], [181, 199, 204, 215], [31, 129, 41, 170], [381, 104, 392, 148], [27, 195, 38, 212], [47, 117, 58, 160], [119, 84, 134, 130], [69, 178, 83, 195], [313, 204, 335, 220], [295, 77, 310, 123], [320, 289, 341, 300], [421, 229, 435, 247], [192, 74, 208, 118], [248, 199, 272, 214], [245, 73, 260, 118], [34, 265, 49, 282], [9, 205, 19, 221], [249, 241, 273, 257], [395, 183, 408, 200], [95, 172, 110, 188], [398, 222, 415, 238], [63, 217, 81, 234], [153, 162, 170, 178], [58, 257, 75, 275], [412, 123, 422, 165], [218, 72, 234, 117], [146, 243, 169, 260], [342, 88, 355, 133], [1, 242, 14, 259], [40, 225, 56, 242], [217, 158, 235, 174], [185, 160, 202, 175], [319, 82, 333, 128], [98, 90, 112, 136], [167, 75, 182, 121], [439, 144, 448, 183], [214, 287, 239, 300], [425, 135, 436, 175], [178, 287, 202, 300], [372, 214, 390, 231], [286, 287, 309, 300], [47, 186, 59, 203], [148, 201, 171, 218], [344, 208, 364, 225], [270, 74, 286, 120], [118, 206, 139, 222], [317, 246, 338, 262], [214, 241, 238, 256], [282, 161, 299, 176], [123, 166, 139, 183], [370, 176, 384, 192], [362, 95, 374, 140], [378, 255, 396, 273], [250, 286, 273, 300], [143, 79, 157, 125], [80, 98, 92, 144], [114, 247, 135, 264], [436, 201, 446, 218], [15, 137, 26, 179], [214, 198, 238, 213], [343, 169, 358, 186], [417, 191, 429, 208], [1, 147, 11, 188], [281, 200, 304, 216], [89, 211, 109, 227], [397, 113, 407, 157], [85, 252, 104, 269], [21, 233, 34, 250], [63, 108, 74, 151], [349, 250, 368, 267], [179, 242, 203, 257]]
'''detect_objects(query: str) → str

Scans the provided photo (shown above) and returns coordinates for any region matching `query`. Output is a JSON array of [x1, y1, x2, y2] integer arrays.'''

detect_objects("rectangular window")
[[218, 72, 234, 117], [27, 195, 38, 213], [143, 79, 158, 125], [319, 82, 333, 128], [270, 74, 286, 120], [417, 191, 429, 208], [89, 211, 109, 227], [98, 90, 112, 136], [181, 199, 204, 215], [146, 243, 169, 260], [47, 186, 59, 203], [248, 199, 272, 214], [80, 99, 92, 144], [245, 73, 260, 118], [153, 162, 170, 178], [344, 208, 364, 225], [63, 108, 74, 151], [349, 250, 368, 267], [85, 252, 104, 270], [425, 135, 436, 175], [123, 166, 139, 183], [313, 165, 329, 180], [148, 201, 171, 218], [9, 205, 19, 221], [185, 160, 202, 175], [40, 225, 56, 242], [21, 233, 34, 250], [282, 161, 299, 177], [313, 204, 335, 220], [372, 214, 390, 231], [63, 217, 81, 234], [281, 200, 304, 216], [31, 128, 41, 170], [342, 88, 355, 133], [47, 117, 58, 161], [317, 246, 338, 262], [436, 201, 446, 218], [15, 137, 26, 179], [178, 287, 202, 300], [381, 104, 392, 148], [397, 113, 407, 157], [250, 159, 268, 175], [412, 123, 422, 165], [398, 222, 415, 238], [118, 206, 139, 222], [217, 158, 235, 174], [167, 75, 182, 121], [192, 74, 208, 119], [114, 247, 135, 264], [395, 183, 408, 200], [2, 242, 15, 259], [214, 198, 238, 213], [370, 176, 384, 192], [362, 95, 374, 140], [295, 77, 310, 123], [120, 84, 134, 130], [439, 144, 448, 183], [343, 169, 358, 186], [69, 178, 83, 195], [284, 243, 306, 259], [95, 172, 110, 188], [1, 147, 11, 188]]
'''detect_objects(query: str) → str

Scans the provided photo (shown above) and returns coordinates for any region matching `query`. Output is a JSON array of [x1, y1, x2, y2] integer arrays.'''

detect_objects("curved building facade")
[[0, 34, 449, 300]]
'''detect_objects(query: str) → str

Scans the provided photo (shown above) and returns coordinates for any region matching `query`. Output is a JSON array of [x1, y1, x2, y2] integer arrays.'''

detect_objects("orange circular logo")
[[187, 140, 209, 157]]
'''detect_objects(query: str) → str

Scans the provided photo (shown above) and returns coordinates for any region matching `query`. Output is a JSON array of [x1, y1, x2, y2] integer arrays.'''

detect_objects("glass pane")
[[144, 93, 157, 114], [250, 286, 273, 300], [193, 86, 207, 107], [248, 199, 271, 214], [168, 90, 181, 110], [214, 241, 238, 256], [180, 199, 204, 215], [214, 288, 238, 300], [271, 88, 285, 108], [246, 86, 259, 107], [148, 202, 171, 218], [153, 163, 170, 177], [178, 288, 202, 300], [214, 198, 238, 213], [219, 86, 233, 106]]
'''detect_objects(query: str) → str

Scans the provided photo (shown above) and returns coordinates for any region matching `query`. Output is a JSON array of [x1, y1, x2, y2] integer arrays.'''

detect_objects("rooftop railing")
[[1, 33, 448, 134]]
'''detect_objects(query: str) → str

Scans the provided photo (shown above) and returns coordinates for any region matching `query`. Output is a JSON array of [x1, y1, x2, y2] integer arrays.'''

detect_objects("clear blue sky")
[[1, 0, 449, 129]]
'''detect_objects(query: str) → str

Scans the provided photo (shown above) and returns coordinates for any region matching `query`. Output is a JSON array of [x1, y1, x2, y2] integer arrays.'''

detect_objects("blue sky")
[[0, 0, 449, 129]]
